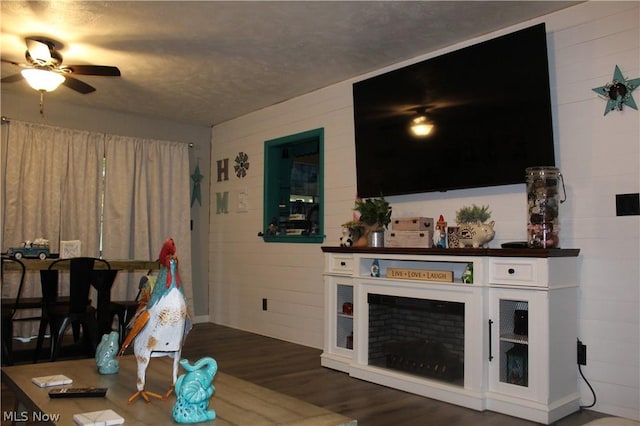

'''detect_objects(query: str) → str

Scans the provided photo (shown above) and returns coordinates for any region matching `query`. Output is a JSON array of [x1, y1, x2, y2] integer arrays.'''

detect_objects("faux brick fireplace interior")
[[368, 293, 465, 385]]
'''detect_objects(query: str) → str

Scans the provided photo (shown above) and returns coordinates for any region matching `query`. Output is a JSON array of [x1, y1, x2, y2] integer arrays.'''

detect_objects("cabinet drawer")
[[489, 259, 545, 287], [328, 255, 354, 274]]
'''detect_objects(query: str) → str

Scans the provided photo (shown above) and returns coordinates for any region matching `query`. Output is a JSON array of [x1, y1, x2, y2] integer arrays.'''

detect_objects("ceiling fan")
[[1, 36, 121, 95]]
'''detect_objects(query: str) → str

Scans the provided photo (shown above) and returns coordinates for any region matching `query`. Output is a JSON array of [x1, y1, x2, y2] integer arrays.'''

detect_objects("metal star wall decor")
[[190, 164, 204, 207], [234, 152, 250, 178], [592, 65, 640, 115]]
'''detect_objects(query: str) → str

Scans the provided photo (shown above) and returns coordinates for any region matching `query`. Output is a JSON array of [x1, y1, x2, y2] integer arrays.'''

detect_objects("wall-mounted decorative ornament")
[[216, 192, 229, 214], [237, 189, 249, 213], [190, 164, 203, 207], [216, 159, 229, 182], [592, 65, 640, 115], [234, 152, 250, 178]]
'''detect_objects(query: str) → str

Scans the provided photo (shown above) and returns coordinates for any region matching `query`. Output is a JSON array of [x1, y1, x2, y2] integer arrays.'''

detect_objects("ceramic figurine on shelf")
[[95, 331, 120, 374], [456, 221, 495, 248], [172, 357, 218, 423], [371, 259, 380, 277], [341, 220, 368, 247], [462, 263, 474, 284], [435, 215, 447, 248], [339, 227, 354, 247], [119, 238, 192, 403]]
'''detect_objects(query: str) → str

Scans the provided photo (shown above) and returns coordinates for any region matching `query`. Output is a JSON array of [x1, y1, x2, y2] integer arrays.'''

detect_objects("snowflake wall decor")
[[592, 65, 640, 115], [234, 152, 250, 178]]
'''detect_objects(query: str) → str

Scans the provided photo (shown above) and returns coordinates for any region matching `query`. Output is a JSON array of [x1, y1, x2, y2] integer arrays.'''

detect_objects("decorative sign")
[[237, 189, 248, 213], [592, 65, 640, 115], [216, 191, 229, 214], [234, 152, 250, 178], [216, 158, 229, 182], [387, 268, 454, 283]]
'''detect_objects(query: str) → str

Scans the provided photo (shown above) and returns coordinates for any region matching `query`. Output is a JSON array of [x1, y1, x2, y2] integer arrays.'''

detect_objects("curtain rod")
[[0, 116, 194, 147]]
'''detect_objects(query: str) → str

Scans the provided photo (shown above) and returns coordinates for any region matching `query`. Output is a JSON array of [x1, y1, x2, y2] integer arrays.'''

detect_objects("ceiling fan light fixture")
[[410, 115, 434, 137], [21, 68, 65, 92]]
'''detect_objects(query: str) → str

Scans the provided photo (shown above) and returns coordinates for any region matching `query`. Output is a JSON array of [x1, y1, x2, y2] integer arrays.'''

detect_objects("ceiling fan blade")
[[26, 38, 52, 63], [62, 76, 96, 94], [66, 65, 121, 77], [1, 73, 24, 83], [1, 58, 25, 67]]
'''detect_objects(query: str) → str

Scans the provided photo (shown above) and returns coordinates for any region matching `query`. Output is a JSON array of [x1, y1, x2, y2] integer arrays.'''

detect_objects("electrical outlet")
[[262, 298, 268, 311], [577, 339, 587, 365]]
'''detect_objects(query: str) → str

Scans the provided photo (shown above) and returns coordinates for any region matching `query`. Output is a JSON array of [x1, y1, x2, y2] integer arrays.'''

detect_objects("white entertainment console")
[[321, 246, 581, 424]]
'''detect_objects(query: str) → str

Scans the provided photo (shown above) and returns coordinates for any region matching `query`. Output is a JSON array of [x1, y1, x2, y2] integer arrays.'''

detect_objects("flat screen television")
[[353, 23, 555, 197]]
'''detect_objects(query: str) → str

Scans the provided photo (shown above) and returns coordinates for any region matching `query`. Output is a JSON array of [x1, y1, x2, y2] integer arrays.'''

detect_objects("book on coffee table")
[[31, 374, 72, 388], [72, 409, 124, 426]]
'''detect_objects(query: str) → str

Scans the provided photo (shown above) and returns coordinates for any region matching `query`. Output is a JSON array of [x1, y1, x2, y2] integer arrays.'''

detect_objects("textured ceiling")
[[1, 1, 579, 127]]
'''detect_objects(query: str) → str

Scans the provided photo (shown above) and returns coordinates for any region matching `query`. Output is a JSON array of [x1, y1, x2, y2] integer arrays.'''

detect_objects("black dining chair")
[[1, 255, 28, 365], [34, 257, 109, 362], [90, 268, 120, 338]]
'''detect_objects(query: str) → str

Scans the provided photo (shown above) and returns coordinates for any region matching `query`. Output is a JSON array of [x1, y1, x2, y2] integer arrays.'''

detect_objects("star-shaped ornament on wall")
[[592, 65, 640, 115], [234, 152, 250, 178], [191, 164, 204, 207]]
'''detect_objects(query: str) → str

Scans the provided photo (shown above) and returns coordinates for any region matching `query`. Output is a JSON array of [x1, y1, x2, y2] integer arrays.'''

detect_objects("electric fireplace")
[[322, 247, 582, 423], [368, 294, 464, 385]]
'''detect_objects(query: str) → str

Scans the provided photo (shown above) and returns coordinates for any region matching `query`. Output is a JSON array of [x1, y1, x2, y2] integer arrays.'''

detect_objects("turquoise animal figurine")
[[172, 357, 218, 423], [95, 331, 120, 374]]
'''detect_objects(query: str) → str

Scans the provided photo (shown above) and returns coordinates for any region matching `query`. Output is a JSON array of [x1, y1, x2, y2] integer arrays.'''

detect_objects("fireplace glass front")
[[368, 293, 465, 385]]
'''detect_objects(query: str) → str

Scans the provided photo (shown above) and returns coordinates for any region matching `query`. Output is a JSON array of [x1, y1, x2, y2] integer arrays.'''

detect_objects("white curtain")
[[1, 120, 193, 337], [102, 134, 193, 312], [2, 121, 105, 336], [2, 121, 103, 253]]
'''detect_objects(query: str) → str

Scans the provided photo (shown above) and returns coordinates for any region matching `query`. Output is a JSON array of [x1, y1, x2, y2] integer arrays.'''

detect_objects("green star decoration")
[[592, 65, 640, 115], [191, 165, 204, 207]]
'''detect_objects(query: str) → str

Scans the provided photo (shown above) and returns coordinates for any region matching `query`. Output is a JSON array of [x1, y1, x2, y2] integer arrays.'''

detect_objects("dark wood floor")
[[2, 323, 607, 426]]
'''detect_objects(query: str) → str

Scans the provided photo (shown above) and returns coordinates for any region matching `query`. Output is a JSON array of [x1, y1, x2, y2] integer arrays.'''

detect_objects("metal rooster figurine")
[[119, 238, 192, 403]]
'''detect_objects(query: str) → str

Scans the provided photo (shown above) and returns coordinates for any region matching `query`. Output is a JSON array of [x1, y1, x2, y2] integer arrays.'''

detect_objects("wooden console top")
[[321, 246, 580, 258]]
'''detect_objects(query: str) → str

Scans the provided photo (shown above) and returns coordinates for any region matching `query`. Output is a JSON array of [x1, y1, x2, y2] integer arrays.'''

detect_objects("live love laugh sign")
[[387, 268, 454, 283]]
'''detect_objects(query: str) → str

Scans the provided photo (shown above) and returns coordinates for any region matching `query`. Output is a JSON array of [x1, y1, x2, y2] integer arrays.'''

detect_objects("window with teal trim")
[[263, 128, 324, 243]]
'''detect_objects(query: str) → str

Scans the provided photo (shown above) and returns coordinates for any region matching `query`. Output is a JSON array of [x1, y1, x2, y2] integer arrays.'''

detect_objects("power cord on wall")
[[579, 363, 597, 409]]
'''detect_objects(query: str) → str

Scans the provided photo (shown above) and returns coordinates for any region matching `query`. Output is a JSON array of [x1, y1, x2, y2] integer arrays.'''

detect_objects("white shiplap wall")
[[209, 2, 639, 420]]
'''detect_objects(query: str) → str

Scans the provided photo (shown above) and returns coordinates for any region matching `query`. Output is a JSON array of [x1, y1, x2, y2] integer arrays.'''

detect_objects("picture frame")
[[60, 240, 82, 259]]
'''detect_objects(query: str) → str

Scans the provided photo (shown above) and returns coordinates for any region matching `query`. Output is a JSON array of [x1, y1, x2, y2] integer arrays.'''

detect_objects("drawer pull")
[[340, 261, 346, 267], [508, 268, 515, 274]]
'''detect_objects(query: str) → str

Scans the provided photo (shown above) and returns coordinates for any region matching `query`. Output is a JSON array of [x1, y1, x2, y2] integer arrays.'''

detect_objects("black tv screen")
[[353, 23, 555, 197]]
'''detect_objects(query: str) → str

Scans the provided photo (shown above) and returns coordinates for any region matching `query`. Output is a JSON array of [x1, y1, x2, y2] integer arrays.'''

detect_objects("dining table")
[[3, 258, 159, 272]]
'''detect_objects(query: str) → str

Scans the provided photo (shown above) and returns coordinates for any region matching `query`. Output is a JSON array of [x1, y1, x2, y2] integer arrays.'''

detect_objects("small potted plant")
[[453, 204, 495, 248], [355, 196, 392, 230], [353, 195, 392, 247]]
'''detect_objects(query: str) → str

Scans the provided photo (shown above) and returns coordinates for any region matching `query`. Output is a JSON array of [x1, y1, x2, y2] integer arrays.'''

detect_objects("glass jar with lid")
[[526, 167, 566, 248]]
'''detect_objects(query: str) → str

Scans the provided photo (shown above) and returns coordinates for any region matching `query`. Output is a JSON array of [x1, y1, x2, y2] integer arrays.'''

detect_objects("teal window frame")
[[263, 128, 324, 243]]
